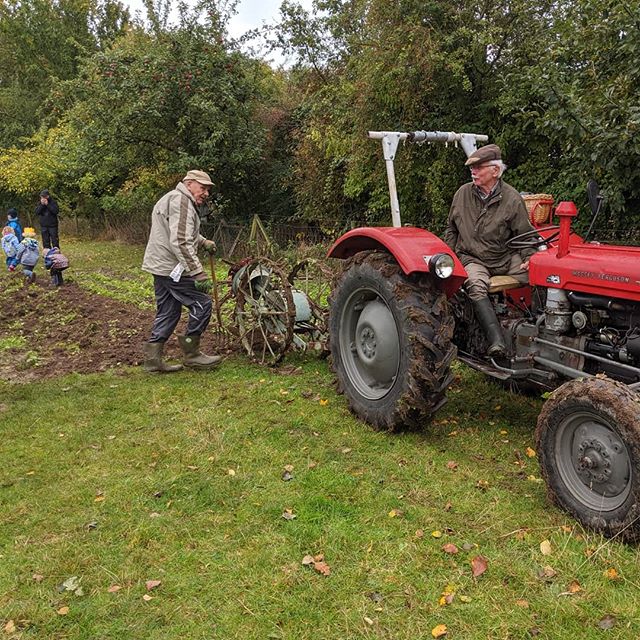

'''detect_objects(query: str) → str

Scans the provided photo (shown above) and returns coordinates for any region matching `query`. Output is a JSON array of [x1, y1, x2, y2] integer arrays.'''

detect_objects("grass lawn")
[[1, 239, 640, 639]]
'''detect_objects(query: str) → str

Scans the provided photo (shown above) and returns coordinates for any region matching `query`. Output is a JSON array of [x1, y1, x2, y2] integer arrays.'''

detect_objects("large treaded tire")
[[536, 377, 640, 541], [329, 251, 456, 431]]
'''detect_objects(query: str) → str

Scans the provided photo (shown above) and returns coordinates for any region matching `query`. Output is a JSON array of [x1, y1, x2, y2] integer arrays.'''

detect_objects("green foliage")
[[2, 0, 640, 237]]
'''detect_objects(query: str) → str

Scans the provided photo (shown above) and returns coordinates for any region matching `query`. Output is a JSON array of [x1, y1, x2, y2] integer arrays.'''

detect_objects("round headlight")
[[430, 253, 455, 279]]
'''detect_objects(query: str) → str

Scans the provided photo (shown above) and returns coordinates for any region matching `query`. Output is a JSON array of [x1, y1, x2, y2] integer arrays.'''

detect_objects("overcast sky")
[[125, 0, 314, 64]]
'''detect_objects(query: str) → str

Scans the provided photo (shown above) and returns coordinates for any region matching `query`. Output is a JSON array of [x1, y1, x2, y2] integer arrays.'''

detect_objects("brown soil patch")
[[0, 281, 228, 382]]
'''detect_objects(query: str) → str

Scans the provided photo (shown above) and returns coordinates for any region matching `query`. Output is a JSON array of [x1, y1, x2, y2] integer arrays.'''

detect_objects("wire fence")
[[202, 218, 333, 260]]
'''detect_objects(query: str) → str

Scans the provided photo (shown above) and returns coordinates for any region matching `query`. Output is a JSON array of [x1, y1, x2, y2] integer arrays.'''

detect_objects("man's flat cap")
[[464, 144, 502, 166], [183, 170, 214, 186]]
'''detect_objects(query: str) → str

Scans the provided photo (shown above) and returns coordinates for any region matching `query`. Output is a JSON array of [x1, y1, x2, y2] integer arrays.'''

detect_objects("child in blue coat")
[[6, 208, 23, 242], [16, 227, 40, 283], [1, 226, 20, 271]]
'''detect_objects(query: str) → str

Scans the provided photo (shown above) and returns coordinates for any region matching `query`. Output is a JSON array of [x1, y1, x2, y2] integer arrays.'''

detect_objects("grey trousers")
[[149, 275, 212, 343], [464, 254, 529, 301]]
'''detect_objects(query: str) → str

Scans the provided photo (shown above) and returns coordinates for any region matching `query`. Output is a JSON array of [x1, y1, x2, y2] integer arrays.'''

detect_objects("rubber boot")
[[473, 297, 507, 357], [143, 342, 183, 373], [178, 335, 222, 370]]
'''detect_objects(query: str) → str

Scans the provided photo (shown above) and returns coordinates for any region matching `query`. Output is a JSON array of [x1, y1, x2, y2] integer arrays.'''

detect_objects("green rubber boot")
[[178, 335, 222, 370], [142, 342, 183, 373]]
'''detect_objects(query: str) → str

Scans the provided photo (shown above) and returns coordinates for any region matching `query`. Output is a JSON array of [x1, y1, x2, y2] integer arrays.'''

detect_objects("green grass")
[[2, 239, 640, 639]]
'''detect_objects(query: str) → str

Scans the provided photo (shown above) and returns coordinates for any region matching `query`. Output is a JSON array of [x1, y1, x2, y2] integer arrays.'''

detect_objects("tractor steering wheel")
[[506, 225, 560, 249]]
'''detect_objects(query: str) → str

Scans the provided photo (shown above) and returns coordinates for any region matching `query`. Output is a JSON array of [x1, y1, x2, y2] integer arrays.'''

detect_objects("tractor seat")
[[488, 275, 523, 294]]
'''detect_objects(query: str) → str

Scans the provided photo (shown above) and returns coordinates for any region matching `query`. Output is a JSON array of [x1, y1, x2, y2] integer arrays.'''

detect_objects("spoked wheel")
[[329, 251, 456, 431], [233, 258, 296, 365], [288, 258, 335, 354], [536, 377, 640, 541]]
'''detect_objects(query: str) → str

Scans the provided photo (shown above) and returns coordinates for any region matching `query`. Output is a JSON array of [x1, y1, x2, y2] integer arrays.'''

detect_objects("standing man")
[[444, 144, 535, 356], [35, 189, 60, 249], [141, 170, 221, 372]]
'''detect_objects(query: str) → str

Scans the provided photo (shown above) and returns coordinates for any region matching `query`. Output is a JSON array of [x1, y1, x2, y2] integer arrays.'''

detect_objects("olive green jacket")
[[443, 179, 535, 271]]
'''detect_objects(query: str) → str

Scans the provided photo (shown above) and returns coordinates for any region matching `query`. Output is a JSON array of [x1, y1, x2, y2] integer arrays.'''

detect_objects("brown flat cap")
[[183, 170, 214, 186], [465, 144, 502, 166]]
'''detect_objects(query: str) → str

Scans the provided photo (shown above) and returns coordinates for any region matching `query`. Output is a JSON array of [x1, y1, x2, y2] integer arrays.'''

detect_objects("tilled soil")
[[0, 281, 227, 382]]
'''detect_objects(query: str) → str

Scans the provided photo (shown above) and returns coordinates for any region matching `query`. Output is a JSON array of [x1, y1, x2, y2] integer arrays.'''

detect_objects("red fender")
[[328, 227, 467, 297]]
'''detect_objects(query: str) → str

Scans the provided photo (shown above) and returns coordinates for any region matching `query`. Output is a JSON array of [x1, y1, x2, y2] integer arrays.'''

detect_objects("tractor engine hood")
[[529, 242, 640, 303]]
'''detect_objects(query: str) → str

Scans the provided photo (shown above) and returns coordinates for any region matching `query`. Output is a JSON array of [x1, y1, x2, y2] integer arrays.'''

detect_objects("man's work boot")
[[178, 335, 222, 370], [472, 297, 507, 357], [143, 342, 183, 373]]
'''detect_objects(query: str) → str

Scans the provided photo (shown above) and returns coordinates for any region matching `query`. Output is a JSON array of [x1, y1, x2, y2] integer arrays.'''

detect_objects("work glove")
[[202, 239, 216, 255], [194, 278, 213, 293]]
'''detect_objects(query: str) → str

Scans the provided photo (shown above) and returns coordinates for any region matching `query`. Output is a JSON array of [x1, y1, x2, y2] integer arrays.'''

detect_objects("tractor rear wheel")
[[329, 251, 455, 431], [536, 377, 640, 541]]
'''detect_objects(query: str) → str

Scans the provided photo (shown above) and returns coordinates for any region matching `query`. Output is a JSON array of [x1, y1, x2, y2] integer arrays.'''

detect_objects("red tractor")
[[328, 130, 640, 541]]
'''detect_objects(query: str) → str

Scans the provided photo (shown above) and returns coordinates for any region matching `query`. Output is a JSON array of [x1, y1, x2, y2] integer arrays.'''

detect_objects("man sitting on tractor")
[[444, 144, 535, 356]]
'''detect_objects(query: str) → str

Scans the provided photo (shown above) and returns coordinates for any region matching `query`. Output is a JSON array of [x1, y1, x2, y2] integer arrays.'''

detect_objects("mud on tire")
[[329, 251, 456, 431], [536, 377, 640, 541]]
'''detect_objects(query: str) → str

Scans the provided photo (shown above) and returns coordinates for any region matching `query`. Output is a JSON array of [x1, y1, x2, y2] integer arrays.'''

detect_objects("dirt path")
[[0, 280, 226, 382]]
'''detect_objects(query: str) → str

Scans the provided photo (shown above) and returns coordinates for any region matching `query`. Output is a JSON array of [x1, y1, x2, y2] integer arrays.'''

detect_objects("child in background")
[[1, 226, 20, 271], [6, 208, 23, 242], [16, 227, 40, 283], [43, 247, 69, 286]]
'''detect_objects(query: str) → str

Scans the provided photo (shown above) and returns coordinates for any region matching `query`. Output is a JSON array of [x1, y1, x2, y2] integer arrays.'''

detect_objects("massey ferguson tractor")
[[327, 129, 640, 541]]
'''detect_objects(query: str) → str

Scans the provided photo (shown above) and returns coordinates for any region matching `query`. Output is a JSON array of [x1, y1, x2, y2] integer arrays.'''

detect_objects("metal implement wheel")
[[536, 377, 640, 541], [288, 258, 335, 354], [329, 251, 456, 431], [233, 258, 295, 365]]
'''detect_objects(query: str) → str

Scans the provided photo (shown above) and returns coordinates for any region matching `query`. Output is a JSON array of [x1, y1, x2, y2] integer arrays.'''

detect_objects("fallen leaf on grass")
[[431, 530, 442, 538], [301, 554, 331, 576], [142, 594, 153, 602], [341, 447, 352, 454], [319, 399, 328, 406], [431, 624, 447, 638], [598, 615, 616, 630], [57, 606, 69, 615], [363, 616, 374, 626], [462, 542, 476, 552], [227, 468, 236, 476], [568, 580, 582, 593], [60, 576, 83, 596], [446, 461, 458, 470], [525, 447, 537, 458], [282, 509, 297, 521], [32, 574, 44, 582], [388, 509, 403, 518], [283, 464, 294, 472], [145, 580, 161, 591], [442, 543, 458, 554], [438, 584, 455, 606], [459, 595, 472, 603], [107, 585, 121, 593], [4, 620, 16, 634], [476, 480, 489, 491], [540, 540, 552, 556], [515, 599, 529, 608], [281, 471, 293, 482], [415, 529, 425, 538], [604, 567, 619, 580], [94, 495, 105, 503], [471, 555, 488, 578], [537, 566, 557, 580]]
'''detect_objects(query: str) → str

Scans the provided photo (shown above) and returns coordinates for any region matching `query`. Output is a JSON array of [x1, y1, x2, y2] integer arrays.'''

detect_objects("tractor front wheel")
[[536, 377, 640, 541], [329, 251, 455, 431]]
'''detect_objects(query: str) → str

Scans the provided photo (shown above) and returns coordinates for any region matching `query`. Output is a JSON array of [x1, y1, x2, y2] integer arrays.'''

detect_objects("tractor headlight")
[[430, 253, 455, 279]]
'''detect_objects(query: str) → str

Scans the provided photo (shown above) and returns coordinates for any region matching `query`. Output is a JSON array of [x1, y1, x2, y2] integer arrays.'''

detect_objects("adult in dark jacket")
[[35, 189, 60, 249], [444, 144, 535, 356]]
